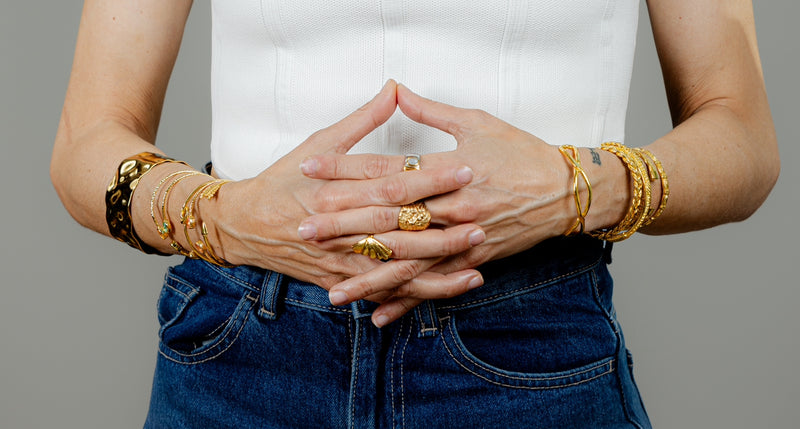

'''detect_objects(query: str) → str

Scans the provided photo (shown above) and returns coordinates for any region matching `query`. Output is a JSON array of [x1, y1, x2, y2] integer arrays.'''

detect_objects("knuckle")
[[441, 234, 465, 255], [373, 208, 397, 230], [332, 157, 347, 179], [392, 283, 413, 298], [396, 298, 417, 314], [306, 129, 326, 145], [390, 261, 421, 284], [470, 108, 492, 122], [379, 179, 410, 205], [316, 189, 340, 212], [364, 157, 391, 179], [442, 283, 467, 299], [444, 200, 478, 223], [388, 239, 408, 258], [325, 216, 343, 238], [463, 248, 489, 268], [356, 278, 381, 298]]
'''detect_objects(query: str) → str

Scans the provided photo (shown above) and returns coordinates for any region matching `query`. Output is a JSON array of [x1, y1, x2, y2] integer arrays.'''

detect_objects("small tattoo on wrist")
[[590, 148, 602, 166]]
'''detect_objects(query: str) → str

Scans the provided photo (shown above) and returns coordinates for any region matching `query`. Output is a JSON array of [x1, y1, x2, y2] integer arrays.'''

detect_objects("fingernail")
[[469, 229, 486, 246], [300, 158, 318, 176], [297, 222, 317, 240], [455, 166, 474, 185], [468, 275, 484, 290], [374, 314, 390, 328], [329, 290, 349, 306]]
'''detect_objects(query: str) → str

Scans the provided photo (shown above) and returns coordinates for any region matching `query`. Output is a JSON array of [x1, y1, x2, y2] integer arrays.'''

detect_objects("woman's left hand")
[[299, 85, 628, 325]]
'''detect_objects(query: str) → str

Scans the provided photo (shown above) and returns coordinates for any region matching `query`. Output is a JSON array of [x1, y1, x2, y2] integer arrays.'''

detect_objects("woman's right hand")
[[204, 81, 486, 292]]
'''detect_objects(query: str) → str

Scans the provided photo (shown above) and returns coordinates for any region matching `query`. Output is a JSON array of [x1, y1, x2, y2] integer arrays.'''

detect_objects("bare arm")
[[636, 0, 779, 233], [51, 0, 195, 239]]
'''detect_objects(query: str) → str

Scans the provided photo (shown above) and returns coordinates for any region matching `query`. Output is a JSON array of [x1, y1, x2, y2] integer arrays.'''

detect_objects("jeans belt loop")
[[414, 300, 440, 338], [258, 270, 284, 320]]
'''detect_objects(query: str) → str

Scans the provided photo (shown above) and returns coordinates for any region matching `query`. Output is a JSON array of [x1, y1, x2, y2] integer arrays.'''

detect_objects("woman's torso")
[[209, 0, 640, 180]]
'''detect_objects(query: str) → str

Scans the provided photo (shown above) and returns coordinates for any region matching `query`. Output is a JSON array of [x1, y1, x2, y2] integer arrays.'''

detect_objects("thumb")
[[397, 84, 476, 141], [305, 80, 398, 154]]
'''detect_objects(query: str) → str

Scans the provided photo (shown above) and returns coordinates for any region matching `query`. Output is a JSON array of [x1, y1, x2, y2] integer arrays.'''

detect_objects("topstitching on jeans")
[[284, 298, 352, 314], [389, 317, 402, 429], [439, 315, 615, 390], [436, 256, 603, 312], [205, 263, 262, 294], [164, 273, 201, 300], [158, 293, 257, 365]]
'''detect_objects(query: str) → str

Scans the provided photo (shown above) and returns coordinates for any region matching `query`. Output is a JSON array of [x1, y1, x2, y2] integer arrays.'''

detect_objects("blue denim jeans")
[[145, 236, 650, 428]]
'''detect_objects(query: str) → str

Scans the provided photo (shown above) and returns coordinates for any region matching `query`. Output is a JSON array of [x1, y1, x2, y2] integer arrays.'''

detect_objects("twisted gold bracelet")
[[590, 142, 651, 242]]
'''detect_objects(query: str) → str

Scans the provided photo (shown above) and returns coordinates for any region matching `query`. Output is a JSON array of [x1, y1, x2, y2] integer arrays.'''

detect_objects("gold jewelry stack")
[[589, 142, 669, 242], [106, 152, 235, 267], [180, 179, 234, 267]]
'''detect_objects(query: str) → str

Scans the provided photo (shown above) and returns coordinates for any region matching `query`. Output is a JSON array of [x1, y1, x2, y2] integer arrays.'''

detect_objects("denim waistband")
[[174, 236, 609, 331]]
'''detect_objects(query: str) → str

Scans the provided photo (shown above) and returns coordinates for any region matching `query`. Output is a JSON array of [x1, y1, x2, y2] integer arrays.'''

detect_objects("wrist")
[[577, 147, 630, 232], [132, 163, 215, 255]]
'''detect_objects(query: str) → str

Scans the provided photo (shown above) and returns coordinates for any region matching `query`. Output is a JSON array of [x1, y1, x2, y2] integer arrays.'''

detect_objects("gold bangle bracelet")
[[150, 170, 199, 239], [635, 148, 669, 226], [105, 152, 185, 255], [158, 172, 205, 239], [181, 179, 233, 266], [558, 145, 593, 236]]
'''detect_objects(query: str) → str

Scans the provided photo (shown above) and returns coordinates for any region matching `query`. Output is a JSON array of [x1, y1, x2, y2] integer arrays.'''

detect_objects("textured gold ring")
[[398, 202, 432, 231], [352, 234, 393, 260], [403, 154, 421, 171]]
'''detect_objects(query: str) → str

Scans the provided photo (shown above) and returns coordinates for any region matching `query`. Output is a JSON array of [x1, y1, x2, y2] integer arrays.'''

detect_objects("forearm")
[[640, 102, 778, 234], [583, 0, 779, 236], [50, 119, 212, 254]]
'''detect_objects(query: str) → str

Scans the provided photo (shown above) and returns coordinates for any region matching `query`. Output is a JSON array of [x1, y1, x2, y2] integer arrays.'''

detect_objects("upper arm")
[[63, 0, 193, 142], [646, 0, 768, 125]]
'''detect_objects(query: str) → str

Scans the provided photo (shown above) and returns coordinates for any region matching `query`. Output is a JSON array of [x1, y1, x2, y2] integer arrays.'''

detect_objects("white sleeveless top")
[[209, 0, 640, 180]]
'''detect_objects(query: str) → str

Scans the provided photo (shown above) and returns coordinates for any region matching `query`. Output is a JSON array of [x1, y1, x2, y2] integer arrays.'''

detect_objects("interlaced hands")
[[210, 81, 488, 323], [300, 84, 575, 326]]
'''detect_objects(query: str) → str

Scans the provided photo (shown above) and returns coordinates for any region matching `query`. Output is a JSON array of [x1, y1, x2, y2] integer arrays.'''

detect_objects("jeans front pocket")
[[439, 269, 619, 390], [157, 266, 256, 365]]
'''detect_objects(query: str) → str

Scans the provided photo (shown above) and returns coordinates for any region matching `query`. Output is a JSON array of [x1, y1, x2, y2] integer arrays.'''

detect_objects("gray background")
[[1, 1, 797, 428]]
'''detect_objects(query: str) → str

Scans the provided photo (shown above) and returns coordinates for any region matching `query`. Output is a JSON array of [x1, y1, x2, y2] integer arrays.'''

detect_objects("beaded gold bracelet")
[[558, 145, 593, 236], [105, 152, 185, 255]]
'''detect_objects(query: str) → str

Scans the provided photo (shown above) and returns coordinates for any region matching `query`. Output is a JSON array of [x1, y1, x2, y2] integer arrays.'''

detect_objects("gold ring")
[[403, 154, 421, 171], [398, 202, 432, 231], [352, 234, 393, 260]]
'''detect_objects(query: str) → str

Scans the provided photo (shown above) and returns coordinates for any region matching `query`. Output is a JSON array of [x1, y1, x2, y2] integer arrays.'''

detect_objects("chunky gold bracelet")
[[590, 142, 651, 242], [105, 152, 185, 255], [181, 179, 234, 267], [635, 148, 669, 227], [558, 145, 592, 236]]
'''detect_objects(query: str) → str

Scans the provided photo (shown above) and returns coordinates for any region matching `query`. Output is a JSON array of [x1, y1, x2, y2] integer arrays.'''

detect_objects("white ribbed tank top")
[[209, 0, 640, 180]]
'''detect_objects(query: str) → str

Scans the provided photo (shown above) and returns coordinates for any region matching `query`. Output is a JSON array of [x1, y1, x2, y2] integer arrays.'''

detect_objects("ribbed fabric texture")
[[210, 0, 640, 181]]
